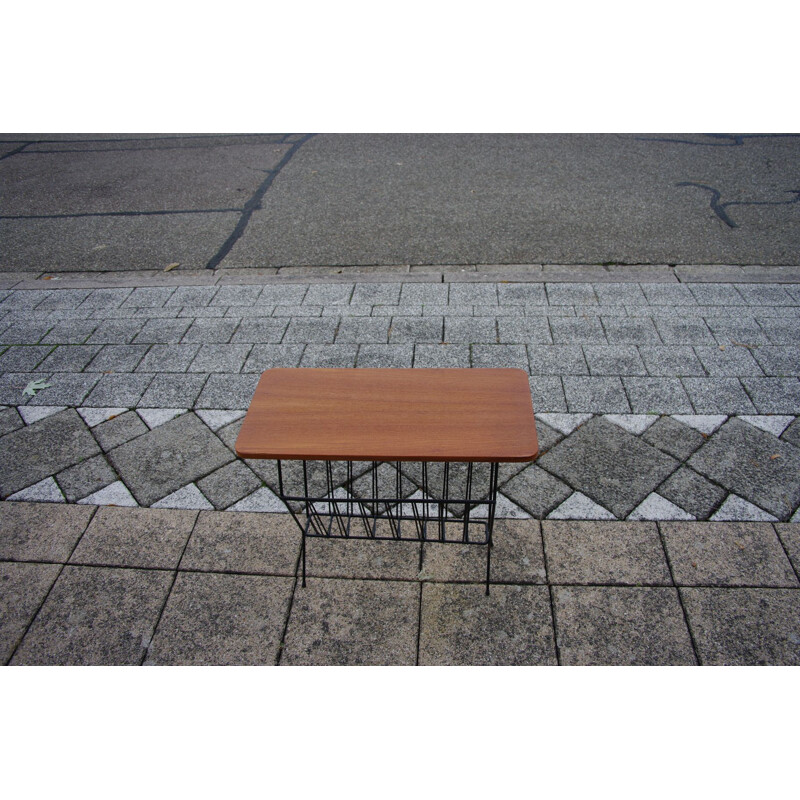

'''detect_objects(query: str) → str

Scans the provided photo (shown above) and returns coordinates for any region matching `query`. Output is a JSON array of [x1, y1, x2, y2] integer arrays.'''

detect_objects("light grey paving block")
[[547, 492, 616, 520], [471, 344, 529, 370], [623, 377, 694, 414], [196, 460, 261, 509], [135, 344, 199, 373], [682, 588, 800, 665], [0, 501, 94, 561], [628, 493, 695, 520], [500, 464, 572, 518], [164, 285, 219, 307], [369, 304, 419, 317], [601, 317, 662, 345], [528, 345, 587, 376], [654, 318, 715, 345], [657, 466, 727, 520], [739, 415, 795, 437], [733, 284, 794, 306], [740, 378, 800, 414], [752, 346, 800, 377], [0, 562, 61, 664], [180, 511, 300, 574], [400, 282, 449, 305], [77, 288, 133, 310], [273, 304, 321, 317], [195, 373, 259, 408], [583, 345, 646, 376], [335, 317, 390, 343], [672, 415, 728, 435], [494, 283, 545, 305], [303, 284, 354, 305], [445, 317, 497, 343], [563, 376, 630, 413], [497, 317, 552, 344], [7, 477, 65, 503], [121, 287, 176, 307], [0, 409, 100, 498], [151, 483, 213, 510], [70, 506, 197, 569], [553, 586, 696, 665], [549, 317, 606, 344], [181, 317, 240, 343], [108, 413, 234, 506], [40, 321, 98, 344], [705, 318, 770, 346], [686, 283, 745, 305], [280, 318, 335, 344], [593, 283, 648, 305], [19, 405, 66, 425], [424, 303, 472, 317], [236, 318, 297, 346], [281, 578, 418, 666], [0, 291, 49, 312], [351, 282, 402, 305], [187, 343, 251, 373], [37, 344, 102, 372], [85, 344, 149, 372], [25, 373, 100, 407], [0, 345, 53, 372], [0, 406, 24, 436], [299, 344, 358, 368], [77, 480, 137, 507], [638, 346, 705, 376], [389, 317, 443, 344], [91, 410, 148, 451], [546, 283, 598, 305], [0, 373, 41, 405], [603, 414, 658, 435], [132, 318, 193, 344], [55, 455, 117, 503], [711, 495, 778, 522], [86, 319, 146, 344], [755, 318, 800, 346], [418, 583, 556, 666], [145, 572, 294, 666], [682, 378, 757, 413], [448, 283, 498, 306], [0, 321, 54, 344], [11, 566, 172, 665], [242, 343, 305, 371], [641, 283, 697, 305], [137, 408, 187, 429], [208, 285, 262, 306], [528, 376, 567, 413], [413, 343, 469, 368], [356, 344, 414, 368], [662, 521, 798, 586], [83, 373, 153, 407], [257, 284, 308, 305]]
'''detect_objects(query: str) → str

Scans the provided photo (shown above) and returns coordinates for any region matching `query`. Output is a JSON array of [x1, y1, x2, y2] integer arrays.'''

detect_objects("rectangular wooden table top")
[[235, 368, 538, 463]]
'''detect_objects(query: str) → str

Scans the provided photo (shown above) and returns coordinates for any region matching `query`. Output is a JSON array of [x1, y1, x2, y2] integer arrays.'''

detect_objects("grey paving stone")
[[0, 292, 49, 312], [662, 521, 798, 586], [752, 346, 800, 377], [418, 583, 556, 666], [448, 283, 497, 306], [583, 345, 646, 376], [546, 283, 598, 305], [187, 343, 252, 373], [0, 373, 39, 405], [445, 317, 497, 343], [273, 304, 321, 317], [56, 455, 117, 502], [501, 464, 572, 518], [87, 319, 146, 344], [497, 318, 552, 344], [0, 345, 52, 372], [563, 376, 630, 413], [681, 587, 800, 665], [299, 344, 357, 368], [424, 303, 472, 317], [641, 284, 697, 305], [91, 410, 148, 451], [303, 284, 353, 305], [656, 466, 726, 520], [37, 344, 102, 372], [538, 416, 679, 518], [753, 318, 800, 346], [164, 285, 219, 307], [400, 282, 449, 305], [740, 377, 800, 414], [553, 586, 696, 665], [145, 572, 293, 666], [0, 409, 100, 498], [705, 318, 770, 346], [775, 524, 800, 575], [335, 317, 390, 343], [0, 322, 54, 344], [205, 285, 260, 306], [136, 344, 199, 373], [623, 377, 694, 414], [638, 346, 705, 376], [302, 537, 422, 581], [0, 562, 61, 664], [40, 321, 99, 344], [83, 373, 153, 407], [280, 318, 335, 344], [195, 373, 259, 408], [242, 343, 305, 371], [11, 565, 172, 666], [350, 282, 402, 305], [528, 375, 567, 413], [782, 418, 800, 448], [389, 318, 443, 344], [281, 578, 418, 666], [196, 460, 261, 509], [370, 304, 419, 317], [26, 373, 101, 407], [689, 418, 800, 520], [593, 283, 648, 305], [180, 510, 299, 575], [108, 413, 233, 506], [549, 317, 606, 344], [682, 378, 757, 413], [0, 406, 24, 436], [543, 520, 671, 585], [471, 344, 529, 370], [733, 284, 794, 306], [181, 317, 240, 343], [686, 283, 745, 305], [85, 344, 149, 372], [529, 345, 588, 376], [693, 345, 764, 376], [132, 318, 193, 344], [356, 344, 414, 368], [601, 317, 662, 345], [121, 287, 176, 307], [70, 506, 197, 569], [496, 283, 547, 305], [654, 319, 715, 345], [643, 416, 707, 461], [0, 501, 94, 561], [413, 343, 470, 368], [257, 284, 308, 305]]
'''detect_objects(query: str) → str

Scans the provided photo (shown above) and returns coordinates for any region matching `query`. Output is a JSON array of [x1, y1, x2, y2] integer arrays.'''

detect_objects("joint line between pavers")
[[275, 547, 305, 666], [538, 521, 562, 666], [773, 523, 800, 586]]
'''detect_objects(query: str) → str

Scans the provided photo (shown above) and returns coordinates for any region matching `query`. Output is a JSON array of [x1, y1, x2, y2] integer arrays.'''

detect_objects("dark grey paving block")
[[497, 283, 547, 305], [693, 345, 764, 376], [497, 318, 552, 344], [180, 511, 299, 574], [56, 454, 117, 502], [356, 344, 414, 367], [25, 373, 100, 407], [756, 318, 800, 346], [681, 587, 800, 665], [181, 317, 240, 344], [563, 376, 631, 413], [0, 292, 49, 312], [662, 521, 798, 586], [108, 413, 233, 506], [740, 378, 800, 414], [753, 346, 800, 377], [688, 418, 800, 520], [0, 406, 24, 436], [277, 318, 333, 343], [471, 344, 529, 370], [0, 345, 53, 372], [529, 345, 588, 376], [83, 373, 153, 407], [196, 460, 261, 509], [303, 284, 353, 306], [705, 318, 770, 346], [299, 344, 357, 368], [70, 506, 197, 569], [185, 344, 250, 373], [135, 344, 199, 373], [195, 373, 259, 409], [87, 319, 146, 344], [734, 284, 794, 306], [121, 287, 176, 308], [0, 562, 61, 664], [445, 318, 497, 343], [0, 409, 100, 498], [641, 283, 697, 305], [782, 418, 800, 448], [92, 410, 148, 451], [549, 317, 606, 344], [413, 343, 470, 368], [0, 322, 54, 344], [335, 317, 390, 343], [639, 346, 705, 376], [601, 317, 662, 345], [164, 286, 219, 307], [775, 524, 800, 576], [543, 520, 671, 584], [304, 538, 422, 580], [530, 419, 565, 455], [501, 464, 572, 518], [682, 378, 757, 414], [623, 377, 694, 414], [546, 283, 598, 305], [11, 565, 173, 665], [657, 466, 726, 519], [0, 501, 94, 561], [418, 583, 556, 666], [0, 373, 40, 405], [145, 572, 293, 666], [40, 321, 99, 344], [242, 343, 305, 371], [281, 578, 418, 665], [654, 319, 715, 345], [528, 375, 567, 413], [388, 318, 443, 344], [85, 344, 149, 372], [554, 586, 696, 665], [137, 373, 208, 408], [583, 345, 646, 376], [538, 416, 679, 518], [449, 283, 497, 306], [77, 287, 134, 310], [38, 344, 102, 372]]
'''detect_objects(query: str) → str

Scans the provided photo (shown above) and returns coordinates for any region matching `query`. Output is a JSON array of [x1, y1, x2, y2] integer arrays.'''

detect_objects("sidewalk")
[[2, 265, 799, 664]]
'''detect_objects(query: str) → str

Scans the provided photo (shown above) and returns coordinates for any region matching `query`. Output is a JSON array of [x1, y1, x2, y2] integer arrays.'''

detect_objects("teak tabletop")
[[235, 368, 538, 463]]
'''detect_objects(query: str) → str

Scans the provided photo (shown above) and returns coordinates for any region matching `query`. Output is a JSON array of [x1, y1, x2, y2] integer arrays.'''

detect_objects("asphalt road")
[[1, 133, 799, 271]]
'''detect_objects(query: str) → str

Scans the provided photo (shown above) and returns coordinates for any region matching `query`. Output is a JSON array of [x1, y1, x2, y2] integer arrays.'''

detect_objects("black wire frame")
[[276, 460, 500, 595]]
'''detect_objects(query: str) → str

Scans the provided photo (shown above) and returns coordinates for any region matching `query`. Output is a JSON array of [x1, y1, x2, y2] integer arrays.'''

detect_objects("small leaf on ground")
[[22, 378, 52, 397]]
